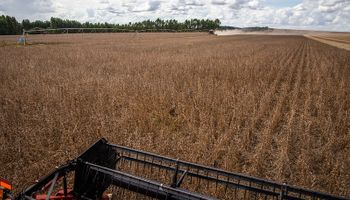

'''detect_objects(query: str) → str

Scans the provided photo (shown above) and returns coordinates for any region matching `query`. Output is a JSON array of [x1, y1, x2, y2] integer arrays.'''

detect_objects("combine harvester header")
[[5, 139, 349, 200]]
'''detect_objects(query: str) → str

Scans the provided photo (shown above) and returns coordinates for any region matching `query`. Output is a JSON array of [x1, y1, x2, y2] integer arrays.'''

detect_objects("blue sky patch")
[[264, 0, 302, 8]]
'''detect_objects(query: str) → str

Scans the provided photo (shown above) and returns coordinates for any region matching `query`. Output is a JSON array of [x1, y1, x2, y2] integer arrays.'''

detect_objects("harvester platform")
[[15, 138, 349, 200]]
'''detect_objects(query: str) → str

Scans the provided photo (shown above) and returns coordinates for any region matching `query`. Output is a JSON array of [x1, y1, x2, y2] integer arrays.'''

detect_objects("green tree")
[[50, 17, 64, 28], [0, 15, 9, 34], [22, 19, 31, 30], [0, 15, 21, 35]]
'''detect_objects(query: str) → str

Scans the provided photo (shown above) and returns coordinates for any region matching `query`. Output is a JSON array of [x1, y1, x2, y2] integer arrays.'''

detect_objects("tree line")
[[0, 15, 22, 35], [0, 15, 221, 35]]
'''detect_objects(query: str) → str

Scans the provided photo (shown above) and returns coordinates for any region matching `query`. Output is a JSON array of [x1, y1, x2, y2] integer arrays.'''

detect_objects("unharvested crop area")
[[0, 33, 350, 197]]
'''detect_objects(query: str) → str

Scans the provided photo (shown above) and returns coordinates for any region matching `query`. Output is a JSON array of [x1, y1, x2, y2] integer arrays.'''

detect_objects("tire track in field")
[[249, 38, 308, 177], [242, 38, 303, 152]]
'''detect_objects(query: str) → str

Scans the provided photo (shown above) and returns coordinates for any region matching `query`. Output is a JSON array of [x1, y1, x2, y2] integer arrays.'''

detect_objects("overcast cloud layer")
[[0, 0, 349, 31]]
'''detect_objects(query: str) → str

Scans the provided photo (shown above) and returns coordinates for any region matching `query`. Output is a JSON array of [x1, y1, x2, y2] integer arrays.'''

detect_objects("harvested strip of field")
[[305, 34, 350, 51], [0, 33, 349, 198]]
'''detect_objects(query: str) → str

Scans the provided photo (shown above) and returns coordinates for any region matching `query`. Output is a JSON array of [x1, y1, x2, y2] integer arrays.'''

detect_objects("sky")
[[0, 0, 349, 32]]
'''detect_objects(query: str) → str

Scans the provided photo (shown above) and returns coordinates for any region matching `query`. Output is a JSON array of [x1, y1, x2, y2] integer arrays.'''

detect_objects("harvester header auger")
[[6, 138, 349, 200]]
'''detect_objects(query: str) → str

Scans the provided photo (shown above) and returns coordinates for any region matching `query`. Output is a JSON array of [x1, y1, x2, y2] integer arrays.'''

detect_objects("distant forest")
[[0, 15, 221, 35]]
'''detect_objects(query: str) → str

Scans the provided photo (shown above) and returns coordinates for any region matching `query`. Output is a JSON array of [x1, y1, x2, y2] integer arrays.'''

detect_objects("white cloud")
[[0, 0, 349, 31], [87, 8, 95, 18], [122, 0, 161, 12], [220, 0, 350, 31], [229, 0, 261, 10], [211, 0, 227, 5], [0, 0, 55, 19], [99, 0, 109, 4]]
